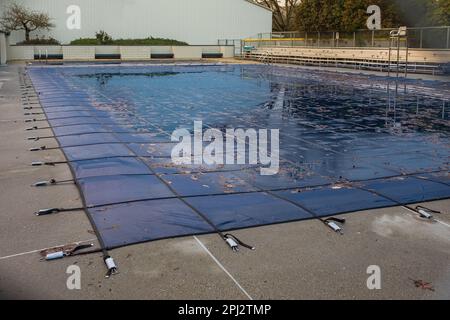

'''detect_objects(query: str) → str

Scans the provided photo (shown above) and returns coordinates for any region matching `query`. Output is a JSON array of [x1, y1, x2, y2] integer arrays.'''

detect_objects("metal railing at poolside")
[[218, 26, 450, 75], [250, 26, 450, 50], [219, 26, 450, 52]]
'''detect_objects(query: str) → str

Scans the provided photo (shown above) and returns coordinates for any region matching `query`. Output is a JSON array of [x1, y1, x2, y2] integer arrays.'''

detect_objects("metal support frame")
[[447, 27, 450, 49]]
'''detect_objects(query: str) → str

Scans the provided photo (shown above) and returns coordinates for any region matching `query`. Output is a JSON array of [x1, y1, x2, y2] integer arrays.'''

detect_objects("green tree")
[[391, 0, 450, 27], [393, 0, 430, 27], [296, 0, 343, 32], [427, 0, 450, 25], [296, 0, 404, 32]]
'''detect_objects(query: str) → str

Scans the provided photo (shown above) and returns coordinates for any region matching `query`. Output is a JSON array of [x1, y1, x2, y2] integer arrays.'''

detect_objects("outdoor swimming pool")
[[28, 64, 450, 249]]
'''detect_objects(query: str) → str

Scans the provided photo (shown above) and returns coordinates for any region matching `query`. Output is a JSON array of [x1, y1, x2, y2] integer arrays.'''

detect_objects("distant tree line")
[[254, 0, 450, 32]]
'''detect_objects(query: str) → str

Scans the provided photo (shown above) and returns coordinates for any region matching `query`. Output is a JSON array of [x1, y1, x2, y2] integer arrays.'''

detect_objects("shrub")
[[95, 30, 113, 44], [16, 37, 60, 45], [70, 33, 188, 46], [112, 37, 188, 46], [69, 38, 99, 45]]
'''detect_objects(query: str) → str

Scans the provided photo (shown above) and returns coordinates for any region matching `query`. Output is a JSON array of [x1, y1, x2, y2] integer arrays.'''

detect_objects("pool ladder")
[[388, 26, 409, 79], [37, 49, 48, 64], [259, 50, 274, 65]]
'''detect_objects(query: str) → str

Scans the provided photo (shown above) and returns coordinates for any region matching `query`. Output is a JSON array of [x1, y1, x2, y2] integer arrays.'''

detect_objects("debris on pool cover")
[[27, 64, 450, 249]]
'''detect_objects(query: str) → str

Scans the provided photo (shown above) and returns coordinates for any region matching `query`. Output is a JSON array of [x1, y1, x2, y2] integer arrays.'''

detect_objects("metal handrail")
[[249, 26, 450, 49]]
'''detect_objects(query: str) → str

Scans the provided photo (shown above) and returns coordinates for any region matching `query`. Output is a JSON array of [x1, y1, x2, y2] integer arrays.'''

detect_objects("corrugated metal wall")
[[4, 0, 272, 45]]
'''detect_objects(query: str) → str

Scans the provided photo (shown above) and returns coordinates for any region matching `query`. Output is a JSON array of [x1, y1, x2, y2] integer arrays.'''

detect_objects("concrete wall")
[[4, 0, 272, 45], [0, 34, 7, 65], [221, 46, 235, 57], [120, 46, 152, 60], [62, 46, 95, 60], [172, 47, 202, 59], [6, 45, 235, 61], [7, 45, 34, 60]]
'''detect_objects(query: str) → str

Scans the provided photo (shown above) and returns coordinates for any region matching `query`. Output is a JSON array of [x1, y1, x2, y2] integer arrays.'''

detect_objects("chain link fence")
[[220, 26, 450, 51]]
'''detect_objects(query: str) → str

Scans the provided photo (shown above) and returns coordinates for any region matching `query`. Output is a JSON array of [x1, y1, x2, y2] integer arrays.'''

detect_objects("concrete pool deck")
[[0, 62, 449, 300]]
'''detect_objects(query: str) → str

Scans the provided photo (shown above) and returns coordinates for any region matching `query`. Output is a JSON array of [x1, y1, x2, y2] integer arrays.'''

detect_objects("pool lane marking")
[[0, 238, 97, 261], [194, 236, 253, 300]]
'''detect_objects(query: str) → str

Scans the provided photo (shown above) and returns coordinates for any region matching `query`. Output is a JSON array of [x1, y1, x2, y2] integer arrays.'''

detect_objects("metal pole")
[[305, 32, 308, 47], [404, 36, 409, 79], [442, 100, 445, 119], [416, 96, 419, 115], [372, 30, 375, 47], [353, 31, 356, 47], [447, 27, 450, 49], [420, 29, 423, 48], [388, 38, 392, 77], [318, 32, 320, 48], [396, 37, 400, 79], [443, 100, 446, 120]]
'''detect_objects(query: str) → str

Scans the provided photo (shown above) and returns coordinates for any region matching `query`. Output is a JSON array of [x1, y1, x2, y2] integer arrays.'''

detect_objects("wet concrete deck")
[[0, 62, 449, 300]]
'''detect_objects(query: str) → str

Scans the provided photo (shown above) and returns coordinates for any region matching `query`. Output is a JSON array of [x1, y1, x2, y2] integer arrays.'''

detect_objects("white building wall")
[[0, 33, 7, 64], [4, 0, 272, 45]]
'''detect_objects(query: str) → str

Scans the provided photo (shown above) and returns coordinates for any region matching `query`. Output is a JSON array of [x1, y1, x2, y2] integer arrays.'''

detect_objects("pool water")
[[28, 64, 450, 249]]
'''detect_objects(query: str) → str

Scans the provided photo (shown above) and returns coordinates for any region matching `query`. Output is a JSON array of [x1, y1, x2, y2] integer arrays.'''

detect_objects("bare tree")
[[0, 3, 54, 41], [254, 0, 301, 31]]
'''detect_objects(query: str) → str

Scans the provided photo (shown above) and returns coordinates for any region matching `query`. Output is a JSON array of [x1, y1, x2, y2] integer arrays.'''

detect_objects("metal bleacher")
[[240, 46, 445, 75]]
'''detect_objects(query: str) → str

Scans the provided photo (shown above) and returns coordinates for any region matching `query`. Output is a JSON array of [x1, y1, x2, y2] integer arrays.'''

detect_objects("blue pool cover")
[[27, 64, 450, 249]]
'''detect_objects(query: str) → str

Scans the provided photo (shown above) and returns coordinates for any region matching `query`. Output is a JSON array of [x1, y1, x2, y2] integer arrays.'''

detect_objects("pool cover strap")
[[44, 244, 95, 261], [224, 234, 255, 251], [355, 184, 438, 219], [35, 206, 85, 216], [415, 205, 441, 219], [33, 178, 74, 187], [322, 217, 346, 234]]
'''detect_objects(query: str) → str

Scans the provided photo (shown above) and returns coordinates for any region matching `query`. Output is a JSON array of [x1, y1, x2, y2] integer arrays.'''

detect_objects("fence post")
[[420, 29, 423, 48], [353, 31, 356, 47], [305, 32, 308, 47], [447, 27, 450, 49], [371, 30, 374, 47], [318, 31, 320, 47]]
